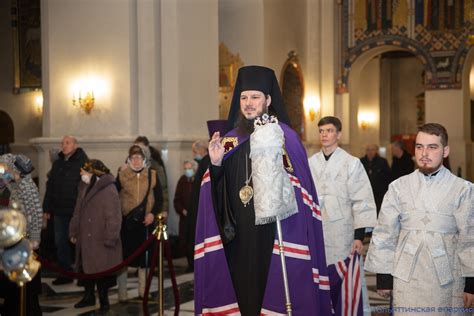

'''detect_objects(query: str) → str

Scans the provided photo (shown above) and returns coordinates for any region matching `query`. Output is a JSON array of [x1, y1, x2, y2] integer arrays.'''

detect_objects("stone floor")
[[39, 257, 195, 316], [13, 238, 391, 315]]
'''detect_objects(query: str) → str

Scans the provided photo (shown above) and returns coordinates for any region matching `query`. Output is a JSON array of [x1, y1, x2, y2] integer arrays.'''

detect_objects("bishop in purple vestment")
[[194, 66, 333, 315]]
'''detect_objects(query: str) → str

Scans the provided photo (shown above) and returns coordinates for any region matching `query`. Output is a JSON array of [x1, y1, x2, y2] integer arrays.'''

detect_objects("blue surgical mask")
[[184, 168, 195, 178], [194, 155, 203, 162]]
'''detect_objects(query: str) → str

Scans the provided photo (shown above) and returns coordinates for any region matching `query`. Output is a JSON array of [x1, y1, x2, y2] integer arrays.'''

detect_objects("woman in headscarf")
[[116, 144, 163, 301], [69, 159, 122, 314]]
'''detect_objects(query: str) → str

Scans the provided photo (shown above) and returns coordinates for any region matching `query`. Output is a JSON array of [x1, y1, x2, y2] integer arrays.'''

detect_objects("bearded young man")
[[365, 123, 474, 315], [194, 66, 332, 315]]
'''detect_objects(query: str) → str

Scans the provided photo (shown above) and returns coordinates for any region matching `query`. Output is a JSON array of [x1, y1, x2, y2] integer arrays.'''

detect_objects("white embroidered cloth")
[[250, 117, 298, 225]]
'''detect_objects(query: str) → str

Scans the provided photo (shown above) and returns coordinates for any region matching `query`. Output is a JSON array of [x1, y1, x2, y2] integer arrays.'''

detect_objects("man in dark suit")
[[43, 135, 88, 285], [391, 140, 414, 181], [361, 144, 391, 215]]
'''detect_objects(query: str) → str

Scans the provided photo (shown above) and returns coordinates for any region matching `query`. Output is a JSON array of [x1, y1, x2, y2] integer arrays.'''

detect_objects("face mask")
[[0, 171, 14, 182], [128, 157, 146, 171], [194, 155, 202, 161], [81, 174, 91, 184], [184, 168, 195, 178]]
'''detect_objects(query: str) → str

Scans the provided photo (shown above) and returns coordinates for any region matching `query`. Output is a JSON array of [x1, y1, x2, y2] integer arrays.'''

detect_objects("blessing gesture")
[[209, 132, 225, 166]]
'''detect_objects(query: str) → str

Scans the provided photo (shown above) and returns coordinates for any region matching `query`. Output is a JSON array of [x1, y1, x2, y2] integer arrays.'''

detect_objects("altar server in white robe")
[[365, 123, 474, 315], [308, 116, 377, 314], [309, 116, 377, 264]]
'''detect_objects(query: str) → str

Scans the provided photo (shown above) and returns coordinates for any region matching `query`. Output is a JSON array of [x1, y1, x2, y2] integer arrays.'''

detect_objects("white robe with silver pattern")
[[308, 147, 377, 264], [365, 167, 474, 315]]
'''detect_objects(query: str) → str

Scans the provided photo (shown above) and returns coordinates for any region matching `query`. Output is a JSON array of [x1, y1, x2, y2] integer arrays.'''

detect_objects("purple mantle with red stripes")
[[194, 123, 334, 315], [327, 254, 364, 316]]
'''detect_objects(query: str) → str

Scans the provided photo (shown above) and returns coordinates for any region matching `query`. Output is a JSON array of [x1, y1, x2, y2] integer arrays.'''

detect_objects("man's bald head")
[[61, 135, 78, 158], [192, 140, 208, 158]]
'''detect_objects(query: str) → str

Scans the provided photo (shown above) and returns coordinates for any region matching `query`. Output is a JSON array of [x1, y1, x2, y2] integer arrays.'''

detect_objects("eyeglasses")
[[129, 155, 144, 161]]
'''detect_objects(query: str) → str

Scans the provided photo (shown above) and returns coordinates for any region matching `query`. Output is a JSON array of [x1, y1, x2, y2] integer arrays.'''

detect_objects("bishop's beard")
[[235, 110, 268, 136]]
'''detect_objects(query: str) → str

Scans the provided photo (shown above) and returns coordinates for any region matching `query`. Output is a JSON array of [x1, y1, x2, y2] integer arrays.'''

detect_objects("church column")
[[303, 0, 322, 148], [320, 0, 336, 119], [158, 0, 219, 233], [304, 0, 336, 147], [218, 0, 264, 66]]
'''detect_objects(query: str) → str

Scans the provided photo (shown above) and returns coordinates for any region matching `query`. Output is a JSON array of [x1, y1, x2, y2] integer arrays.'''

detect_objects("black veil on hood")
[[226, 65, 291, 131]]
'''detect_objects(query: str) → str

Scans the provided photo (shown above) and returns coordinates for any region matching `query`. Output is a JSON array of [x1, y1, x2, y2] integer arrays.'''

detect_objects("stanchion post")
[[20, 284, 26, 316], [154, 214, 168, 316]]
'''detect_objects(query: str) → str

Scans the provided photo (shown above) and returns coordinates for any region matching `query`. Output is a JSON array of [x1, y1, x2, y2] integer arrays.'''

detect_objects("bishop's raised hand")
[[209, 132, 224, 166]]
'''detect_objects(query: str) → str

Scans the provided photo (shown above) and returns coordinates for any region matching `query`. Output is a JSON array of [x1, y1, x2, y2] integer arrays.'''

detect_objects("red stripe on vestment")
[[338, 261, 347, 275], [194, 239, 222, 256], [344, 262, 349, 316], [288, 174, 322, 220], [273, 244, 310, 256], [201, 169, 210, 186], [352, 262, 360, 313], [202, 307, 240, 315]]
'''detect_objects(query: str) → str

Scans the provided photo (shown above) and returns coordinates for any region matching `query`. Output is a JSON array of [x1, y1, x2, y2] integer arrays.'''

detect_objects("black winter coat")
[[391, 150, 414, 181], [43, 148, 88, 216], [360, 155, 391, 213]]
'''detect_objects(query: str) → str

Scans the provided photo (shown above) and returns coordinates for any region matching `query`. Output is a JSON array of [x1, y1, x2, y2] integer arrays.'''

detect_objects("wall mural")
[[11, 0, 42, 93], [339, 0, 474, 91]]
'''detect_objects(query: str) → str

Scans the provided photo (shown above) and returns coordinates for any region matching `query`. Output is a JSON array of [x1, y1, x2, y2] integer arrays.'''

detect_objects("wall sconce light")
[[72, 90, 95, 114], [358, 111, 376, 130], [304, 95, 321, 122], [34, 94, 43, 115]]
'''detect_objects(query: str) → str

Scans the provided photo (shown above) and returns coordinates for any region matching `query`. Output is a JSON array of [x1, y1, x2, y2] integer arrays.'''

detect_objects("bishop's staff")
[[276, 217, 292, 315]]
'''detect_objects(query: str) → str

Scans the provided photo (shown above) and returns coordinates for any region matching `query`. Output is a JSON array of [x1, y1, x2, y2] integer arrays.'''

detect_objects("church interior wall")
[[389, 57, 424, 136], [318, 0, 335, 120], [425, 89, 466, 177], [176, 0, 219, 138], [218, 0, 265, 66], [43, 0, 135, 137], [465, 62, 474, 181], [263, 0, 307, 78], [379, 57, 392, 154], [302, 0, 322, 148], [349, 56, 381, 158]]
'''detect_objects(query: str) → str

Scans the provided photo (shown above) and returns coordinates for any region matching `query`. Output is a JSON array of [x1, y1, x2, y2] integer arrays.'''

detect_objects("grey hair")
[[392, 140, 404, 149], [193, 140, 208, 150], [183, 160, 198, 170]]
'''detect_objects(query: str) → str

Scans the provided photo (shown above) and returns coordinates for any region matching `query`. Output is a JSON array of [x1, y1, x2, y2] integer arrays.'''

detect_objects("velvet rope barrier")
[[36, 232, 156, 280], [164, 239, 180, 314], [142, 239, 159, 316]]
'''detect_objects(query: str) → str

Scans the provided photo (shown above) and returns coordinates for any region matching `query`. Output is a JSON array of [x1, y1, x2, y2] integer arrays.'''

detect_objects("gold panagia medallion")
[[239, 184, 254, 207]]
